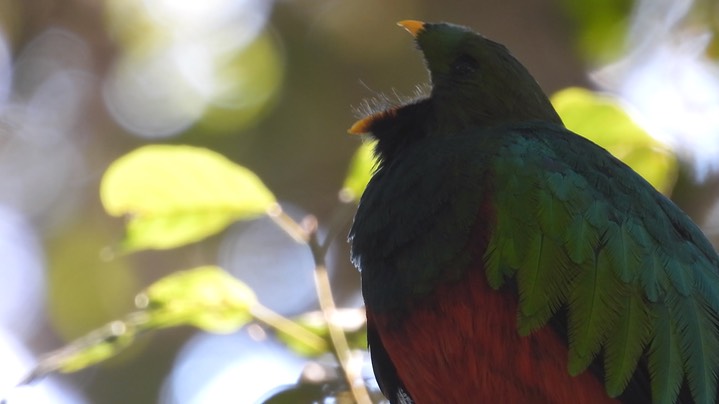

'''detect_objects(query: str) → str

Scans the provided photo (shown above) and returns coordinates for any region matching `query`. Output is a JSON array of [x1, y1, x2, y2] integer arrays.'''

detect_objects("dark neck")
[[368, 99, 433, 168]]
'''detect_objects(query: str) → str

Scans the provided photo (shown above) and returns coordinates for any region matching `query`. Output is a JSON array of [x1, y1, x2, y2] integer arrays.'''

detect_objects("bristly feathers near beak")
[[347, 21, 428, 135]]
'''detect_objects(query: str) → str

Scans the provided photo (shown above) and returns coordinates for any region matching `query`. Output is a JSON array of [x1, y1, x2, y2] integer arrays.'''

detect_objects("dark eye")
[[450, 54, 479, 76]]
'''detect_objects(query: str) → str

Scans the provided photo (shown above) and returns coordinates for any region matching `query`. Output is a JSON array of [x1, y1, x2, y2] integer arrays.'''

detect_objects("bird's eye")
[[450, 54, 479, 77]]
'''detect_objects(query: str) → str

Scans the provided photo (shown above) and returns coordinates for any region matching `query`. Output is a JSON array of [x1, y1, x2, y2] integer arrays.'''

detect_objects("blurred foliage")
[[197, 31, 285, 133], [102, 0, 283, 138], [47, 221, 139, 341], [31, 130, 372, 400], [100, 145, 276, 252], [341, 141, 376, 203], [558, 0, 635, 64], [30, 319, 137, 380], [29, 266, 257, 383], [687, 0, 719, 60], [2, 0, 718, 403], [139, 266, 257, 332], [552, 87, 678, 194]]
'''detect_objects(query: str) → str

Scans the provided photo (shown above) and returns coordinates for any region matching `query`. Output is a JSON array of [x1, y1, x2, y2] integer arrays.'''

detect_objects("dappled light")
[[0, 28, 89, 219], [102, 0, 281, 139], [595, 0, 719, 180], [161, 331, 306, 404], [0, 31, 11, 102], [219, 207, 319, 316], [0, 207, 45, 338], [0, 329, 86, 404], [1, 0, 719, 403]]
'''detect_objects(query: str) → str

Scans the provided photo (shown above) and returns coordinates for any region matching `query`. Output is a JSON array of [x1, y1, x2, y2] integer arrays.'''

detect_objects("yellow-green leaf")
[[21, 266, 257, 385], [22, 320, 136, 385], [100, 145, 276, 251], [137, 266, 258, 333], [340, 141, 376, 202], [552, 87, 678, 194], [53, 321, 135, 372]]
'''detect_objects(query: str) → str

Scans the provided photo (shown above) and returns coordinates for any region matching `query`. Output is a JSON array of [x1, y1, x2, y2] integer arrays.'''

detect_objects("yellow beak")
[[397, 20, 425, 38]]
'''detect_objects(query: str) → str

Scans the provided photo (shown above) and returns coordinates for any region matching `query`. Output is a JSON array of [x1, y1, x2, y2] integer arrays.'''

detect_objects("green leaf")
[[24, 320, 136, 384], [21, 266, 258, 385], [551, 87, 678, 195], [340, 141, 376, 202], [100, 145, 276, 251], [138, 266, 258, 333]]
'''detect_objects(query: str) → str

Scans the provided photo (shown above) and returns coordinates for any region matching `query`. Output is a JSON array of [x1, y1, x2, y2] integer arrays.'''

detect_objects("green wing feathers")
[[649, 304, 685, 404], [484, 126, 719, 403]]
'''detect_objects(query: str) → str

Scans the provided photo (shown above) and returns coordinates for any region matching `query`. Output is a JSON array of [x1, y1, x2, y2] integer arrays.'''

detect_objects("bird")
[[348, 20, 719, 404]]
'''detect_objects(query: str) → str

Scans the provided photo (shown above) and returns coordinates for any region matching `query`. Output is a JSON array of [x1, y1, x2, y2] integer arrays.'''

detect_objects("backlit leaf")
[[23, 266, 258, 385], [100, 145, 276, 251], [26, 320, 136, 383], [340, 141, 376, 202], [552, 87, 678, 194], [138, 266, 257, 333]]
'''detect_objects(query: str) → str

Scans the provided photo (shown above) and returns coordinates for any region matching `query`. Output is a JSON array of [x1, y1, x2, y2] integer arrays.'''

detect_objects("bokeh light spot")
[[161, 331, 305, 404]]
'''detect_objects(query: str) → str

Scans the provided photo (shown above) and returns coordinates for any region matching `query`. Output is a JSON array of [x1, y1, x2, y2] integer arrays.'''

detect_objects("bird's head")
[[349, 21, 561, 163], [405, 20, 561, 129]]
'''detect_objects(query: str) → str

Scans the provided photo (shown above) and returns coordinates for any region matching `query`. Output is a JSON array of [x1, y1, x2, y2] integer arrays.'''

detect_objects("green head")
[[402, 20, 562, 130]]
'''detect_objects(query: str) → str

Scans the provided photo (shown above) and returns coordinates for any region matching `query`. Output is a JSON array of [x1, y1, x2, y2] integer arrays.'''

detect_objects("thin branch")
[[267, 204, 309, 244], [251, 303, 328, 354], [308, 227, 372, 404], [269, 204, 371, 403]]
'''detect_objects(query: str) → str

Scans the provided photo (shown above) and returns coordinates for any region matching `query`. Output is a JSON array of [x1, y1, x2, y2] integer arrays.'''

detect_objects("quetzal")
[[348, 20, 719, 403]]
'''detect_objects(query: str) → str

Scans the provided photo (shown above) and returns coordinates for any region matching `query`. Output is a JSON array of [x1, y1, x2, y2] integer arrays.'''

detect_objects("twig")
[[251, 303, 327, 354], [269, 204, 371, 403], [307, 220, 372, 404], [267, 204, 309, 244]]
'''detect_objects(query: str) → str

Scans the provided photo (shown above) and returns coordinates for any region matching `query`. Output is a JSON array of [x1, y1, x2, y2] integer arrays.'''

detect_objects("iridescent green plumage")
[[484, 123, 719, 401], [350, 21, 719, 403]]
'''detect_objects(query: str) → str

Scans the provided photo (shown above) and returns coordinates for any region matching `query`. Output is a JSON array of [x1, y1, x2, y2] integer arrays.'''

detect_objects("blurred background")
[[0, 0, 718, 403]]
